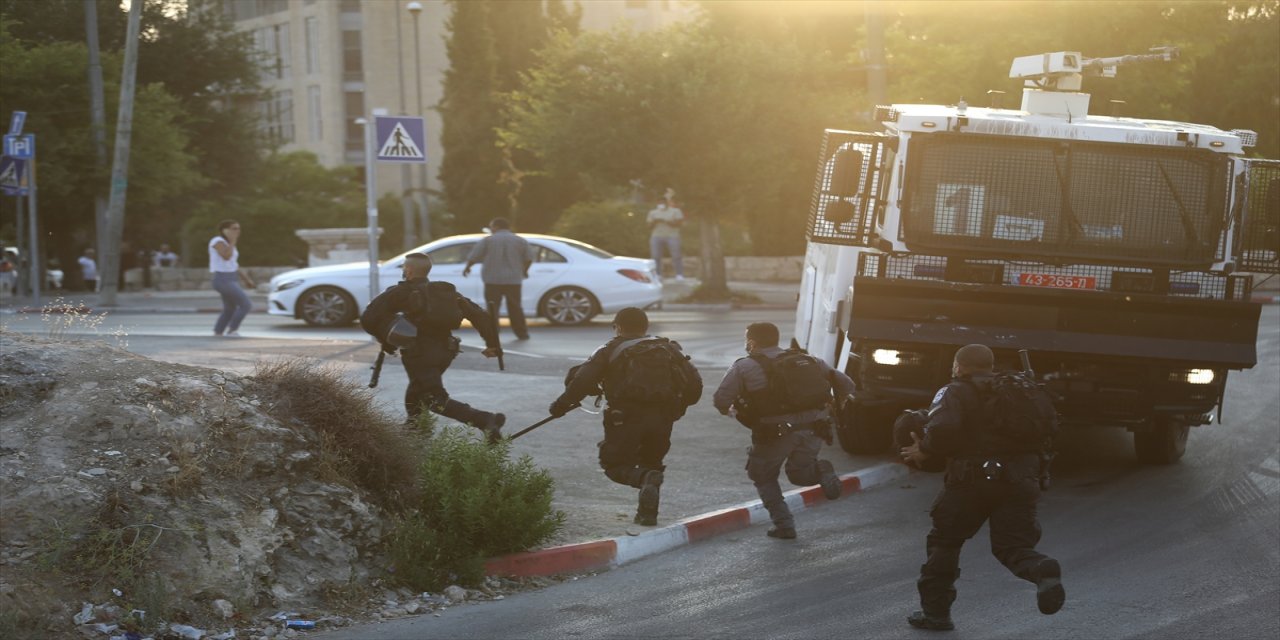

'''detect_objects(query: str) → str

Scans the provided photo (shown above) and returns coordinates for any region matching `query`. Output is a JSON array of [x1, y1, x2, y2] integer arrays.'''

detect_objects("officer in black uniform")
[[549, 307, 702, 526], [360, 252, 506, 442], [900, 343, 1065, 631], [712, 322, 852, 539]]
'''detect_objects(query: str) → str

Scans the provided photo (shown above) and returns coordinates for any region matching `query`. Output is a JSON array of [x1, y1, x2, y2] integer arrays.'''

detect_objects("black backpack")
[[605, 337, 692, 405], [408, 281, 465, 332], [981, 372, 1059, 453], [748, 349, 834, 415]]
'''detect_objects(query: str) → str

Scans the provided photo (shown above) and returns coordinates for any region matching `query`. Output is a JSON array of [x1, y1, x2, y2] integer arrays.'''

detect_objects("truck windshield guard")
[[902, 134, 1231, 266]]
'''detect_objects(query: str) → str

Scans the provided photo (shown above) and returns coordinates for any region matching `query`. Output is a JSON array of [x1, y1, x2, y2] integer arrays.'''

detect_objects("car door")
[[426, 241, 480, 300], [522, 243, 571, 314]]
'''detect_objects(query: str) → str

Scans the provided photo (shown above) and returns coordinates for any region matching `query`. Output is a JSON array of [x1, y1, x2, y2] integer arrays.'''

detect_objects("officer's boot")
[[634, 470, 663, 526], [1030, 558, 1065, 615], [434, 398, 504, 444], [911, 557, 959, 631]]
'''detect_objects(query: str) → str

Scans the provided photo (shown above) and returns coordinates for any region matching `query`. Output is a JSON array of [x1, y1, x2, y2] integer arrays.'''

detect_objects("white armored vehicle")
[[797, 49, 1278, 464]]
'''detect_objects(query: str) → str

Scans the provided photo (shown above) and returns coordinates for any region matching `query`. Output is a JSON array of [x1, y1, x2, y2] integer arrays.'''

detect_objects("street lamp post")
[[395, 2, 416, 250], [407, 1, 431, 242]]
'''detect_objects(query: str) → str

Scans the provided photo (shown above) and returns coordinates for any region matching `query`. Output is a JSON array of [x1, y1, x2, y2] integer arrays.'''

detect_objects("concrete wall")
[[127, 267, 295, 292]]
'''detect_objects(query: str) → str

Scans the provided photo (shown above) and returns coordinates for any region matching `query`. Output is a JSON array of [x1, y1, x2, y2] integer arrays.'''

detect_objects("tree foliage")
[[439, 0, 584, 236]]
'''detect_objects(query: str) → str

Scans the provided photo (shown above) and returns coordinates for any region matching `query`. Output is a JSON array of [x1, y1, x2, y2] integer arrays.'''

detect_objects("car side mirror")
[[825, 148, 864, 199]]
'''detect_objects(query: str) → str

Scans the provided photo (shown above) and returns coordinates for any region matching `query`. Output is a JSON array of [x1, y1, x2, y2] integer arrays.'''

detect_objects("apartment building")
[[218, 0, 697, 202]]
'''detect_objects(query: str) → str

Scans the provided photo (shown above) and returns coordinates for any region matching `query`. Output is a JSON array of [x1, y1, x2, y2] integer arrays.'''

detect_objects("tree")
[[502, 25, 854, 295], [438, 0, 506, 234], [439, 0, 584, 235], [0, 17, 203, 285]]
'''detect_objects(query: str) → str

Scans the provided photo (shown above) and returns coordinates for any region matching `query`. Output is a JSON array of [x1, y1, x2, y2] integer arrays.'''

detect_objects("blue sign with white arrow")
[[374, 116, 426, 164]]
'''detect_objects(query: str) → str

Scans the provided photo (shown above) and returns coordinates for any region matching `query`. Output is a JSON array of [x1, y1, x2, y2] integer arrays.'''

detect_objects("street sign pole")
[[362, 111, 384, 300], [27, 146, 39, 306], [14, 192, 25, 297]]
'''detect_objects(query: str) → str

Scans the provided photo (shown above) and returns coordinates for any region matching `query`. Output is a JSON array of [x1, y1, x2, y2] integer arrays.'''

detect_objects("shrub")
[[551, 199, 650, 258], [251, 358, 424, 509], [388, 427, 564, 590]]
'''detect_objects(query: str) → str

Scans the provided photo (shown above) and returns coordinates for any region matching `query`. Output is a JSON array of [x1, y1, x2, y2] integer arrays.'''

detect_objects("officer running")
[[549, 307, 702, 526], [900, 344, 1065, 631], [360, 252, 506, 442], [712, 322, 850, 539]]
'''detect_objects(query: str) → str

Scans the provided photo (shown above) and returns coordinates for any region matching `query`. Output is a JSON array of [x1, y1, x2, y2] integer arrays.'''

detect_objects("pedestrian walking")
[[78, 248, 98, 292], [647, 188, 684, 280], [361, 252, 506, 441], [208, 220, 255, 337], [712, 322, 849, 539], [549, 307, 702, 526], [463, 218, 534, 340], [899, 344, 1064, 631]]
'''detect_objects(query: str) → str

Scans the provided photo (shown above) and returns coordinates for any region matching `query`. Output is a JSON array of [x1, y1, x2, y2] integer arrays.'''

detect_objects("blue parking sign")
[[3, 134, 34, 160]]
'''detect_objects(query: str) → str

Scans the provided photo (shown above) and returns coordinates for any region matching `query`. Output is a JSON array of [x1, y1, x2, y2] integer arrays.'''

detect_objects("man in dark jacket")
[[900, 343, 1065, 630], [360, 252, 505, 442], [713, 322, 851, 540], [549, 307, 702, 526]]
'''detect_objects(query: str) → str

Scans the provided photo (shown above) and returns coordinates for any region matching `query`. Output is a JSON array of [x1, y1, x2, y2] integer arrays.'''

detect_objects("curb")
[[9, 306, 269, 315], [483, 462, 910, 578]]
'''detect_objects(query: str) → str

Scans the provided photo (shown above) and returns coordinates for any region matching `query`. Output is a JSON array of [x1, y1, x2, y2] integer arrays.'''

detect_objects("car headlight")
[[872, 349, 923, 366], [274, 279, 304, 292], [1169, 369, 1215, 384]]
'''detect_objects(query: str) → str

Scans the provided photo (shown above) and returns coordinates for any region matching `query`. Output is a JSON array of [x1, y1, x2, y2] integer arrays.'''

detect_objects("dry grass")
[[250, 358, 425, 510]]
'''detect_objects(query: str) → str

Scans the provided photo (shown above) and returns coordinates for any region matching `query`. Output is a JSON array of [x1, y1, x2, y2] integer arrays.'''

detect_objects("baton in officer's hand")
[[369, 350, 386, 388], [509, 404, 580, 440]]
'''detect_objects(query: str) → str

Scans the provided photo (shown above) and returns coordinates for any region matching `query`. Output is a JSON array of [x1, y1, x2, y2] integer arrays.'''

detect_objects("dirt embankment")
[[0, 331, 408, 638]]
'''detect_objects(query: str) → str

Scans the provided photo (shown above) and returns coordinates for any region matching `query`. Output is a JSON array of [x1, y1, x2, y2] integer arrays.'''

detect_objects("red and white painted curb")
[[484, 462, 911, 578]]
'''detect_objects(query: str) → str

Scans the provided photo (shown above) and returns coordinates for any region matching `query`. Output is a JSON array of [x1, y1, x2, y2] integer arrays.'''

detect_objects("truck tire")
[[1133, 416, 1189, 465], [836, 399, 893, 455]]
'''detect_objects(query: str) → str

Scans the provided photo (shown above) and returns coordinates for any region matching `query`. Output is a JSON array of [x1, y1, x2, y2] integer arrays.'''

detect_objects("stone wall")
[[659, 256, 803, 282], [127, 267, 295, 292]]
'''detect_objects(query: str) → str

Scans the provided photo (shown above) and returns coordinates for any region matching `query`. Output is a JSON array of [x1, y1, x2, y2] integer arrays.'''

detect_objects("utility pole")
[[98, 0, 141, 306], [395, 3, 417, 250], [408, 1, 431, 242], [84, 0, 109, 260]]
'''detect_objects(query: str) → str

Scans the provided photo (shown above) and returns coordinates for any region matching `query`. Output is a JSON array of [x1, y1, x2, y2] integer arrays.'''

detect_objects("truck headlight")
[[1169, 369, 1215, 384], [274, 279, 304, 292], [872, 349, 923, 366]]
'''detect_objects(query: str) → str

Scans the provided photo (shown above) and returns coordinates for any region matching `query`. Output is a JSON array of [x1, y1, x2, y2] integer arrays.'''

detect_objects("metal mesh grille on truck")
[[806, 130, 893, 246], [1239, 159, 1280, 273], [901, 134, 1231, 267]]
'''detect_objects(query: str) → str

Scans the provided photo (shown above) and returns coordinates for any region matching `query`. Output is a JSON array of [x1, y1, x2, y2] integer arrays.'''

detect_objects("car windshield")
[[557, 238, 614, 259]]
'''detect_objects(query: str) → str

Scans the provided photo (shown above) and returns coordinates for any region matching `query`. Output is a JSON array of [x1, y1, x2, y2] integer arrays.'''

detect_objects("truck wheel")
[[1133, 416, 1189, 465], [835, 399, 893, 455]]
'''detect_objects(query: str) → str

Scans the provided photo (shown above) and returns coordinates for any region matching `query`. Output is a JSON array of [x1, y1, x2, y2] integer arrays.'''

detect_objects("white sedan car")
[[268, 234, 662, 327]]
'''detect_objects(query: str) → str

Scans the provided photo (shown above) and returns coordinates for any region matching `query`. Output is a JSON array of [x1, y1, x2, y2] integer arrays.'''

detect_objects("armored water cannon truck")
[[797, 48, 1278, 464]]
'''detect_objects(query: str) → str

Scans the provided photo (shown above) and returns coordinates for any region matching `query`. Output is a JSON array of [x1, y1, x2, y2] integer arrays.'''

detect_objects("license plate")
[[1018, 273, 1097, 290]]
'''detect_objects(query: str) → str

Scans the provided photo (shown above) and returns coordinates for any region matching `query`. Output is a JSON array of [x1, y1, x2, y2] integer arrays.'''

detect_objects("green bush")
[[388, 427, 564, 589], [550, 199, 650, 258]]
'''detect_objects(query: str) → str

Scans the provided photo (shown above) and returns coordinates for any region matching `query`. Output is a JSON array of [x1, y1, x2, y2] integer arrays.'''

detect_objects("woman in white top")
[[208, 219, 256, 336]]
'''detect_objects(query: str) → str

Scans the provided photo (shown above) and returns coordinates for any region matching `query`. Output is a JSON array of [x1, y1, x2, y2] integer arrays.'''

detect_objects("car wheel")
[[539, 287, 598, 325], [298, 286, 357, 327], [835, 399, 894, 455]]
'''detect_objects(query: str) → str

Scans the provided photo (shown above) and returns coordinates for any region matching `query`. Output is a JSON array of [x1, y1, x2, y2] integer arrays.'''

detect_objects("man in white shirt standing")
[[78, 248, 98, 292], [647, 188, 684, 281]]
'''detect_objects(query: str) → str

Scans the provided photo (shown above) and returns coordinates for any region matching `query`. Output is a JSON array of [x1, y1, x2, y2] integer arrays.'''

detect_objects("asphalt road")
[[311, 306, 1280, 640]]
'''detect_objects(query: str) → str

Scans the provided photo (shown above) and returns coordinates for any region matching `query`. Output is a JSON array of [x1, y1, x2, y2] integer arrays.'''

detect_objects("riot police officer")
[[900, 343, 1065, 630], [549, 307, 702, 526], [360, 252, 505, 441], [712, 322, 851, 539]]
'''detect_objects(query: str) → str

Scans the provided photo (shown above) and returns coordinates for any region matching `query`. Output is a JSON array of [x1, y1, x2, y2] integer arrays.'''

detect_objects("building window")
[[254, 23, 291, 80], [308, 85, 323, 142], [260, 89, 295, 144], [274, 23, 291, 79], [344, 91, 365, 152], [304, 17, 319, 75], [222, 0, 288, 22], [341, 29, 363, 82], [340, 0, 361, 14]]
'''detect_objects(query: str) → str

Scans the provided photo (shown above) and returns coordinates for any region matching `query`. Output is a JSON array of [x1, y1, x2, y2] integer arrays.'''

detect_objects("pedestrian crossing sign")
[[375, 116, 427, 164], [0, 155, 28, 196]]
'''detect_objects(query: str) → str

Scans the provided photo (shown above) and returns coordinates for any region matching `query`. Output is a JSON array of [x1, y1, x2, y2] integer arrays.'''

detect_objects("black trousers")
[[484, 283, 528, 339], [401, 339, 494, 427], [598, 405, 674, 488], [918, 456, 1050, 616]]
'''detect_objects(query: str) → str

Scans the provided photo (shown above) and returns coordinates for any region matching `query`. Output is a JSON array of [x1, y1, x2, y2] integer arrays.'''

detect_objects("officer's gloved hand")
[[381, 343, 398, 355], [548, 399, 574, 418]]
